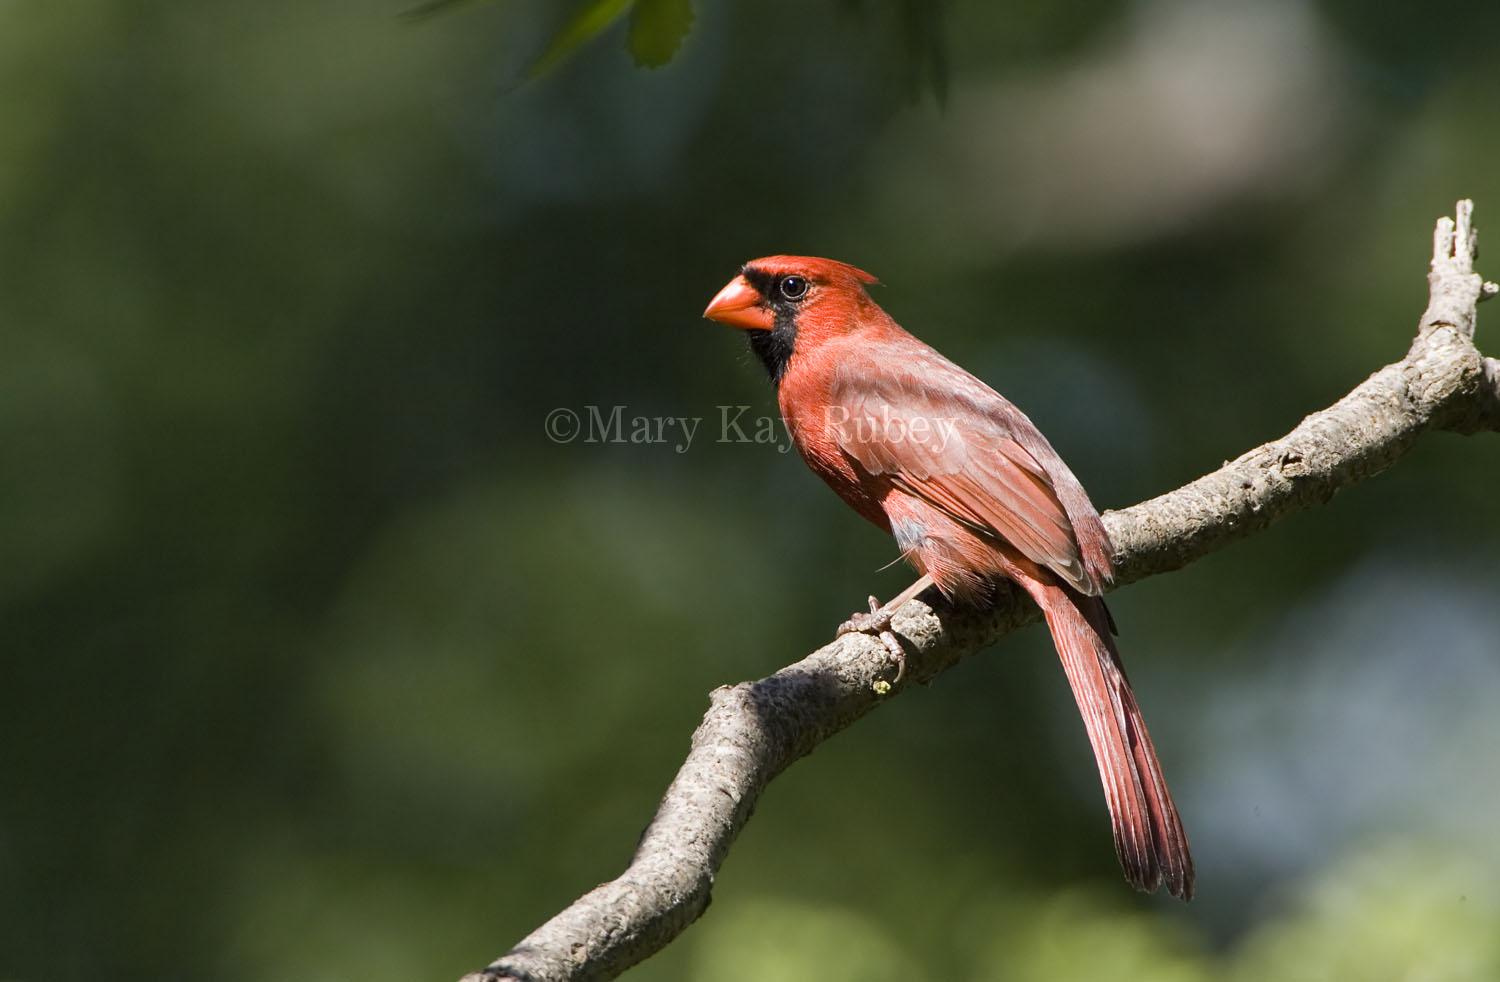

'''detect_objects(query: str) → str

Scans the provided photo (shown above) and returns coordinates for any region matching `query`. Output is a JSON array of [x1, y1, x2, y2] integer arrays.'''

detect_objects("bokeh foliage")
[[4, 1, 1500, 979]]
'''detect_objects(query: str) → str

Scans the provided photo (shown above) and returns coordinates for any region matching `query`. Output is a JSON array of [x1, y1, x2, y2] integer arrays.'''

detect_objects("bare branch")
[[461, 201, 1496, 982]]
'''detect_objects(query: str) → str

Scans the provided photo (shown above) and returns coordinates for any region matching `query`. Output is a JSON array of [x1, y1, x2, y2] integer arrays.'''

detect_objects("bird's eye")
[[778, 275, 809, 301]]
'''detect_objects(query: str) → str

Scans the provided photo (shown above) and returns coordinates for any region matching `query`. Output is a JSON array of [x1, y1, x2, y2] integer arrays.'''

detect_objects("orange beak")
[[703, 274, 774, 331]]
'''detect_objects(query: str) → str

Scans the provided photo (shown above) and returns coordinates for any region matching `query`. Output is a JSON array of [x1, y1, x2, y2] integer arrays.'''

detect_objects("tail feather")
[[1035, 583, 1195, 900]]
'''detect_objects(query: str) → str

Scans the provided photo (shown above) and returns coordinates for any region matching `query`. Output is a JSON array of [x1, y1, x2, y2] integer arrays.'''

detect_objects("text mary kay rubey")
[[543, 404, 962, 455]]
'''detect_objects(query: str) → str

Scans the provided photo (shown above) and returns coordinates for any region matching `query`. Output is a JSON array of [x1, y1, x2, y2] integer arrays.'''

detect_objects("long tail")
[[1030, 578, 1195, 900]]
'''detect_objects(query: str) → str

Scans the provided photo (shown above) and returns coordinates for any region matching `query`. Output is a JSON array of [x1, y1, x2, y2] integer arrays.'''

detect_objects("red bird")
[[704, 256, 1194, 899]]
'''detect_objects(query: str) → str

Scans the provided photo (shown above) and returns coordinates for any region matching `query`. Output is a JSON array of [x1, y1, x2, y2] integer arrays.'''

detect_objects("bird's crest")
[[742, 255, 879, 287]]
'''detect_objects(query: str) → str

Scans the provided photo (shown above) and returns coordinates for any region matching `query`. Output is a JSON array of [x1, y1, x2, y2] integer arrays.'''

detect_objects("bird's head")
[[703, 256, 881, 382], [703, 256, 878, 332]]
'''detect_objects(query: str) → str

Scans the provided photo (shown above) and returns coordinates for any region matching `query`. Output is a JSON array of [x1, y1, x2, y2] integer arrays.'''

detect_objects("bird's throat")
[[747, 318, 797, 385]]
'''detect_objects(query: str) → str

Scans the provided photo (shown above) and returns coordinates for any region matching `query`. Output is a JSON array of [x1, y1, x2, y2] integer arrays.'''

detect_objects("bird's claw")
[[838, 595, 906, 688], [837, 595, 891, 635]]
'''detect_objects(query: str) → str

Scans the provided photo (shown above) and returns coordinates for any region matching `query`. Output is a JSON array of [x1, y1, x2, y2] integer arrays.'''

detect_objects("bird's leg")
[[836, 574, 936, 685], [838, 573, 936, 633]]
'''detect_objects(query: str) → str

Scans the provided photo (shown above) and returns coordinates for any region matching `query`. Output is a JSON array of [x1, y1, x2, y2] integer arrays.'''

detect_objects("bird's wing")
[[828, 344, 1098, 593]]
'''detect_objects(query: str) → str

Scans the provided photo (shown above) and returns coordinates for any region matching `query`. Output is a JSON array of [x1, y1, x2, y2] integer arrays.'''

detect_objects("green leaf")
[[399, 0, 491, 24], [527, 0, 634, 79], [627, 0, 693, 69]]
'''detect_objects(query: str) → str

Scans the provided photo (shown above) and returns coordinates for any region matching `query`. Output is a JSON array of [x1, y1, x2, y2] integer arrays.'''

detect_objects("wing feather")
[[828, 343, 1104, 593]]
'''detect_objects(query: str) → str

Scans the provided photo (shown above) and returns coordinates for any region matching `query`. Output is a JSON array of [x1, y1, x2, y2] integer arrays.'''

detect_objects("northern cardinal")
[[704, 256, 1193, 899]]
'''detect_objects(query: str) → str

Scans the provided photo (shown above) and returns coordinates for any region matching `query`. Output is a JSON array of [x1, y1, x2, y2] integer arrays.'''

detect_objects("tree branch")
[[460, 201, 1498, 982]]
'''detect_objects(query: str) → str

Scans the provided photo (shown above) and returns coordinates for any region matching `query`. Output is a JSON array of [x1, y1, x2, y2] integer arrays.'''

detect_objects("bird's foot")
[[837, 595, 893, 635], [838, 595, 906, 688]]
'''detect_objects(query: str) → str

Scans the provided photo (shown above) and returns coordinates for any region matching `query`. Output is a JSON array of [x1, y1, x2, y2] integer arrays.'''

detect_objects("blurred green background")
[[5, 1, 1500, 979]]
